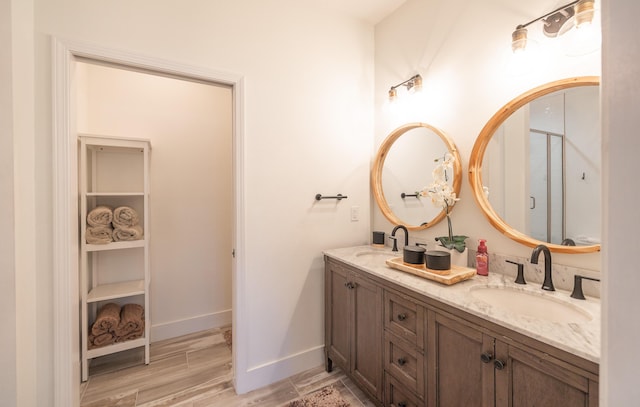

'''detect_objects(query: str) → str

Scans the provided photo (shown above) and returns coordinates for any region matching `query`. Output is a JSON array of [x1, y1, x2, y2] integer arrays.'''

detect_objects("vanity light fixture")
[[511, 0, 596, 53], [388, 74, 422, 102]]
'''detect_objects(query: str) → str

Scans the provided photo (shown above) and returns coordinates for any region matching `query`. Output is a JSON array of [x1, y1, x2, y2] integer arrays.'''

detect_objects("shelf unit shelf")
[[86, 192, 145, 197], [88, 280, 145, 303], [85, 240, 146, 252], [87, 337, 147, 359], [79, 134, 151, 382]]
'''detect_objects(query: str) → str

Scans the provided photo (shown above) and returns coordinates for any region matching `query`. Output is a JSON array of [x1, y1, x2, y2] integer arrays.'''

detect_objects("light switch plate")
[[350, 206, 360, 222]]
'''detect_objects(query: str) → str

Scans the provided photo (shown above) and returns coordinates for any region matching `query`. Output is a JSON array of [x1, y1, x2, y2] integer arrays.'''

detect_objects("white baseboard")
[[235, 345, 325, 394], [150, 309, 232, 342]]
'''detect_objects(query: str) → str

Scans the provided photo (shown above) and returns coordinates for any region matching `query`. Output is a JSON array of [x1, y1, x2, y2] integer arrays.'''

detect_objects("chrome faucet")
[[389, 225, 409, 252], [530, 244, 555, 291]]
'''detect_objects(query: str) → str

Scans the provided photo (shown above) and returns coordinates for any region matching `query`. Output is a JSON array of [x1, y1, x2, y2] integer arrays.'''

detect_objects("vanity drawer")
[[384, 290, 425, 350], [384, 331, 425, 398], [385, 372, 425, 407]]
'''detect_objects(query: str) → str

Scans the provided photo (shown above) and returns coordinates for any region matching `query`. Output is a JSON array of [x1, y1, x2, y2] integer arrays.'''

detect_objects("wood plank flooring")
[[80, 326, 375, 406]]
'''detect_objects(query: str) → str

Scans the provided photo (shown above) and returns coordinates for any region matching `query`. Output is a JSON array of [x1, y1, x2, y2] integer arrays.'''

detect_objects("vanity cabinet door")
[[494, 341, 599, 407], [324, 258, 383, 403], [325, 260, 350, 371], [350, 271, 383, 401], [427, 311, 495, 407]]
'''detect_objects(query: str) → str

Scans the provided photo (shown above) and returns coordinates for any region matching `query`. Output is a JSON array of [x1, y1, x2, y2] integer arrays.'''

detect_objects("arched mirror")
[[469, 77, 601, 253], [372, 122, 462, 231]]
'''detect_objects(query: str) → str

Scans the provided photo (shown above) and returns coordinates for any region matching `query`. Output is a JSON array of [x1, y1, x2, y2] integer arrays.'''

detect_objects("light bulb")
[[512, 26, 528, 53], [574, 0, 596, 29], [388, 88, 397, 102], [563, 3, 601, 56]]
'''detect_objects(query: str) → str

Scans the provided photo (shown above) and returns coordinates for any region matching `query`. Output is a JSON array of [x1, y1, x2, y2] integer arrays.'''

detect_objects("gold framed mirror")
[[372, 122, 462, 231], [468, 76, 601, 253]]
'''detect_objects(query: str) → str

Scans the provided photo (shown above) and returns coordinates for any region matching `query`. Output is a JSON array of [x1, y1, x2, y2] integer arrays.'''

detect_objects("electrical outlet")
[[351, 206, 360, 222]]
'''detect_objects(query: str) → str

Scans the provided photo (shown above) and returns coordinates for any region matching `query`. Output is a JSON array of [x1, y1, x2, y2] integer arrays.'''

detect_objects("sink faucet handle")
[[415, 242, 427, 248], [389, 236, 398, 252], [570, 275, 601, 300], [506, 260, 526, 285]]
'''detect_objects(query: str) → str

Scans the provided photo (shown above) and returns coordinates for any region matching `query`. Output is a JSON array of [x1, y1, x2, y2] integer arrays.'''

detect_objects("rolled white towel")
[[112, 225, 144, 242], [86, 225, 113, 244], [87, 205, 113, 227], [112, 206, 139, 228]]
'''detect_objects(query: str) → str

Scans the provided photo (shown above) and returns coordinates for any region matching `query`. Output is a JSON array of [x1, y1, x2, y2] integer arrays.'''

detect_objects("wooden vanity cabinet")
[[429, 310, 599, 407], [324, 257, 599, 407], [325, 258, 383, 403]]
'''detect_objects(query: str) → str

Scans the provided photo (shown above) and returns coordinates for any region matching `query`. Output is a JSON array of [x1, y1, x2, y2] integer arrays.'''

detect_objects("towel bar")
[[315, 193, 347, 201]]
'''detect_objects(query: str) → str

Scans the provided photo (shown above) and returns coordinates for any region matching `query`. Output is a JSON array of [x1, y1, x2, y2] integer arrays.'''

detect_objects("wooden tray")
[[385, 257, 476, 285]]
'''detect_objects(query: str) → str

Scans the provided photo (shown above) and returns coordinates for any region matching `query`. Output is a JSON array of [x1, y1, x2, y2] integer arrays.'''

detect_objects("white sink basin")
[[469, 286, 592, 323], [354, 250, 396, 259]]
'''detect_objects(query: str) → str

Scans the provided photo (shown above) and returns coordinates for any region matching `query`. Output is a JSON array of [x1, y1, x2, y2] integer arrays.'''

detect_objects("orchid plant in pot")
[[419, 153, 467, 253]]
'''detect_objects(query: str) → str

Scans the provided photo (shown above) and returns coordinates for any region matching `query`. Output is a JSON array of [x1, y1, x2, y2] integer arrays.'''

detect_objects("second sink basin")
[[469, 286, 593, 323]]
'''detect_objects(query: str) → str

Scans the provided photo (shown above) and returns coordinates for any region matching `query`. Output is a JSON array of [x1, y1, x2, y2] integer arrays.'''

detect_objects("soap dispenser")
[[476, 239, 489, 276]]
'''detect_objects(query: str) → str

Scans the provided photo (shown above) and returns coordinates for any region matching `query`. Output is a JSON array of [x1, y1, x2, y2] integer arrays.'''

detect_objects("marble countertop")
[[324, 245, 600, 364]]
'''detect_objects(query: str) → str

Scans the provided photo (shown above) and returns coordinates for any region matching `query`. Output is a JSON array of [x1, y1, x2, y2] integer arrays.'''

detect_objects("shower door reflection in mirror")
[[484, 85, 600, 246]]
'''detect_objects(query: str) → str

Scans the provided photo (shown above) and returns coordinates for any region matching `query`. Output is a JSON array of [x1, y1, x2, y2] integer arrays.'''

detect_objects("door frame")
[[52, 38, 247, 406]]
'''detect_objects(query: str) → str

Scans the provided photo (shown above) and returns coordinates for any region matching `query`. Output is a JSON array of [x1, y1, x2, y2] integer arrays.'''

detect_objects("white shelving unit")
[[79, 135, 151, 381]]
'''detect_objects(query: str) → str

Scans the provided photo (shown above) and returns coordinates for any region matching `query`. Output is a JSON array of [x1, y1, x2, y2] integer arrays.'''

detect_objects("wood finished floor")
[[80, 327, 375, 406]]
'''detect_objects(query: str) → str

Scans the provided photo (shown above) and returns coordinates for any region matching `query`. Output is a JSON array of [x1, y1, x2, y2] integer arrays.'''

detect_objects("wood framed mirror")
[[468, 76, 601, 253], [372, 122, 462, 231]]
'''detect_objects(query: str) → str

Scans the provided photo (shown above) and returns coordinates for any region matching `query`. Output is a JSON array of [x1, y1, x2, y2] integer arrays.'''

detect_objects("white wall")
[[374, 0, 601, 270], [22, 0, 373, 402], [76, 62, 233, 340], [601, 0, 640, 404], [10, 0, 42, 405], [1, 0, 17, 405]]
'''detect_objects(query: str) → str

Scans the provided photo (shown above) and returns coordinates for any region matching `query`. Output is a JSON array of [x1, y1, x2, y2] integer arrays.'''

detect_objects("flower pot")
[[437, 246, 468, 267]]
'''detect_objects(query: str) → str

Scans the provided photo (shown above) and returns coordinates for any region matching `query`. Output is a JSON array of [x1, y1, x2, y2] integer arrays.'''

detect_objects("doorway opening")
[[52, 40, 245, 407], [76, 58, 233, 388]]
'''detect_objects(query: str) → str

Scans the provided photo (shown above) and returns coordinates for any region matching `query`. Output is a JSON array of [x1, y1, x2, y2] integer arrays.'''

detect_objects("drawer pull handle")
[[397, 357, 407, 366], [397, 313, 407, 321], [480, 352, 493, 363], [494, 359, 506, 370], [344, 282, 355, 289], [398, 403, 407, 407]]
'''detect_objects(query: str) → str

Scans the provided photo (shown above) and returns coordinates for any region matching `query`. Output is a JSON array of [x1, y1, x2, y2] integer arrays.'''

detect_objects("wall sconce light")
[[388, 74, 422, 102], [511, 0, 596, 53]]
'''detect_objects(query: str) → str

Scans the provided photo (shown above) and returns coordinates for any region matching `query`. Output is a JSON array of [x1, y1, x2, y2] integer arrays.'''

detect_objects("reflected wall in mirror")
[[469, 77, 601, 253], [372, 123, 462, 230]]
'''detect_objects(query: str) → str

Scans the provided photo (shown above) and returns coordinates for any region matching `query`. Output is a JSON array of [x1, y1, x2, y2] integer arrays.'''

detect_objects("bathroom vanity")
[[324, 246, 600, 407]]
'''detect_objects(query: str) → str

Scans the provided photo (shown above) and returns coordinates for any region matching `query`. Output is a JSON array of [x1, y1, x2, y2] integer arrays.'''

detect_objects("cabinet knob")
[[397, 313, 407, 321], [494, 359, 506, 370], [398, 402, 407, 407], [480, 352, 493, 364], [397, 357, 407, 366]]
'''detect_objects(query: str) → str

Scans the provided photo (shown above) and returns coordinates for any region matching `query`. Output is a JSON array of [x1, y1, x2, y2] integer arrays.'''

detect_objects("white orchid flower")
[[426, 180, 458, 211], [423, 153, 466, 252], [441, 152, 455, 168]]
